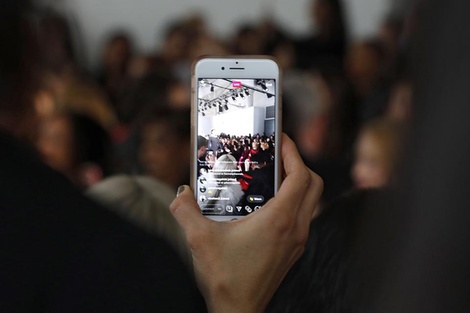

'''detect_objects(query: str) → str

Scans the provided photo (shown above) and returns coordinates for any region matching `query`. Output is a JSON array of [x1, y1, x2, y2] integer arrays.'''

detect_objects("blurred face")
[[312, 0, 333, 31], [139, 123, 189, 188], [205, 151, 216, 169], [167, 82, 190, 109], [352, 132, 389, 189], [36, 115, 74, 175], [163, 31, 187, 61], [346, 43, 381, 84], [104, 37, 131, 70], [387, 83, 413, 123]]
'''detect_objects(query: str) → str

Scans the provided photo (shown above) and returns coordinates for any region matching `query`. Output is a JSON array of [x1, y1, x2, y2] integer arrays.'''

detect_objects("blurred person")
[[245, 140, 260, 172], [232, 25, 264, 55], [352, 118, 405, 189], [197, 135, 209, 176], [346, 39, 390, 123], [159, 22, 188, 65], [87, 175, 190, 264], [259, 139, 273, 162], [283, 72, 331, 161], [0, 2, 205, 310], [378, 15, 405, 78], [205, 150, 216, 170], [256, 17, 289, 55], [346, 40, 386, 98], [1, 2, 324, 313], [318, 69, 358, 159], [181, 14, 228, 63], [166, 76, 191, 109], [33, 79, 59, 122], [285, 71, 353, 205], [35, 8, 79, 70], [126, 53, 163, 83], [157, 16, 218, 83], [238, 143, 251, 172], [116, 72, 183, 125], [39, 65, 118, 130], [208, 128, 220, 153], [139, 108, 191, 189], [36, 111, 112, 189], [386, 78, 413, 123], [296, 0, 347, 71], [273, 38, 298, 72], [96, 31, 134, 108], [187, 32, 230, 65]]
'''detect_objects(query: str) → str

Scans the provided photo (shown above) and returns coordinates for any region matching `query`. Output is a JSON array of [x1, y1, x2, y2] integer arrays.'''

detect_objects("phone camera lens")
[[236, 61, 239, 64], [221, 66, 225, 70]]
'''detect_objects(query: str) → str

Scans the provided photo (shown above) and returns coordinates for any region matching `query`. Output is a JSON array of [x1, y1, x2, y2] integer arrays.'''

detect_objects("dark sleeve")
[[0, 131, 206, 313], [266, 190, 375, 313]]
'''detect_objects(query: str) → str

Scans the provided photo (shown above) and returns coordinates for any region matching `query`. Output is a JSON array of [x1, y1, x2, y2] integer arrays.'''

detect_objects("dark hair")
[[250, 151, 270, 165], [197, 135, 208, 150], [119, 73, 184, 124], [68, 112, 112, 175], [0, 0, 39, 140], [315, 0, 347, 43], [140, 107, 191, 142]]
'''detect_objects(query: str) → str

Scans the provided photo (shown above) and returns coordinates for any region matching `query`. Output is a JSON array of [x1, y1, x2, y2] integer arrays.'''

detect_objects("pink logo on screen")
[[232, 81, 242, 88]]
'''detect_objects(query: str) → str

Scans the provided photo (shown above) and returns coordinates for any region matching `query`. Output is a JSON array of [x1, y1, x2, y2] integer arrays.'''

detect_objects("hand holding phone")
[[170, 134, 323, 313], [191, 56, 282, 221]]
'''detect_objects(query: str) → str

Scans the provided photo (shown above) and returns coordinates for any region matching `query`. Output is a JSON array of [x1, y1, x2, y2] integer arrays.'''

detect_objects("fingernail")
[[176, 185, 186, 197]]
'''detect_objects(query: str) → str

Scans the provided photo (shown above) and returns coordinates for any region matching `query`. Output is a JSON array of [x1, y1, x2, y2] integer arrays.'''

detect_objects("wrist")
[[204, 284, 265, 313]]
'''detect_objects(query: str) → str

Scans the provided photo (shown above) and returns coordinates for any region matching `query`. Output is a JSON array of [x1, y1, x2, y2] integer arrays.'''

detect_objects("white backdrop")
[[51, 0, 392, 69]]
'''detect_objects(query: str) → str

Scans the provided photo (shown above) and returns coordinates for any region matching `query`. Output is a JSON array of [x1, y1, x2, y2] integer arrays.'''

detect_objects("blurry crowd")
[[3, 0, 420, 206]]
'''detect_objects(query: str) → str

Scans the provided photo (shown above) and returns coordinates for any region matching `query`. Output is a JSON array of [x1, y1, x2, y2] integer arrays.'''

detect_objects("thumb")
[[170, 185, 210, 235]]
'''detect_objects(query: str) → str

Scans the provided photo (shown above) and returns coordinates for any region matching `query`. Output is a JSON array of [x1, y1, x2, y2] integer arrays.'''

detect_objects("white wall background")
[[52, 0, 393, 69], [198, 106, 266, 137]]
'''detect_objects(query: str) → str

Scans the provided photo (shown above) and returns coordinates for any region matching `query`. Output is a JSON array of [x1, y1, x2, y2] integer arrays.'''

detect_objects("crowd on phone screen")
[[1, 0, 424, 311], [197, 132, 276, 210]]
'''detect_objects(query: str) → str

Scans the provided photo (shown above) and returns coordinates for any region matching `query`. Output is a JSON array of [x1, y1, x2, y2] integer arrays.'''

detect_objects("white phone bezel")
[[191, 56, 282, 222]]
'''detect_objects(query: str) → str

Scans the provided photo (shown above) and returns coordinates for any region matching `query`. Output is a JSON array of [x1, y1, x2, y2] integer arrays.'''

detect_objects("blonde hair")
[[359, 118, 405, 174]]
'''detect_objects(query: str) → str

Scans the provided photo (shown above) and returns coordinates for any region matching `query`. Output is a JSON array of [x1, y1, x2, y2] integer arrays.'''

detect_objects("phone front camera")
[[221, 67, 225, 70]]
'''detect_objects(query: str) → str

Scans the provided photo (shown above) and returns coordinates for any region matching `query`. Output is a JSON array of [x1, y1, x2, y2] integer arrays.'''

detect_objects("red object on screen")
[[232, 81, 242, 88]]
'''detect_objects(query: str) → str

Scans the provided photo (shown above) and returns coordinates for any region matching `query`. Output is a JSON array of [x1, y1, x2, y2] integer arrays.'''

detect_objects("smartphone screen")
[[193, 59, 281, 221]]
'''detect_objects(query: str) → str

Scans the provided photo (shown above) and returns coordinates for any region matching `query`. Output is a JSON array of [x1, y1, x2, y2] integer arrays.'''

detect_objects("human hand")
[[170, 134, 323, 313]]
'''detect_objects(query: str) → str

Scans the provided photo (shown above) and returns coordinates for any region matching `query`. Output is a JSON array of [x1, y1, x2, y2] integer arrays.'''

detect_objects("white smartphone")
[[191, 56, 282, 221]]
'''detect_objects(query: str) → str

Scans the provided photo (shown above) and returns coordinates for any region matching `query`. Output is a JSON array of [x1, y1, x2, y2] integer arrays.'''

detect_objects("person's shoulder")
[[0, 132, 206, 312]]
